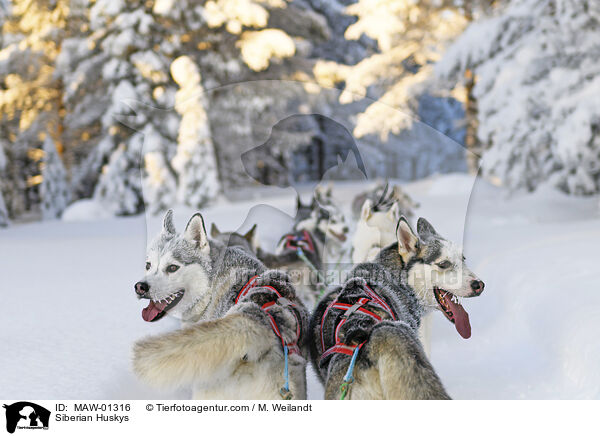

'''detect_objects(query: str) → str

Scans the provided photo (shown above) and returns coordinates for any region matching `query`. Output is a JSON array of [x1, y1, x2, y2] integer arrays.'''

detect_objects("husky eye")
[[437, 260, 452, 269], [145, 262, 151, 271], [166, 264, 180, 273]]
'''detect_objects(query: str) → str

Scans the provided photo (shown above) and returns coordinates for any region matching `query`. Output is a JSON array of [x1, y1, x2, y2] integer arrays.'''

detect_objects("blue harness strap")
[[318, 282, 397, 400], [279, 345, 292, 400], [340, 343, 363, 400]]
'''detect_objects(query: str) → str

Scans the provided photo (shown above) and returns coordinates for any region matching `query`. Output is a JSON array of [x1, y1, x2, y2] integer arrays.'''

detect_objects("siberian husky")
[[294, 193, 349, 265], [132, 210, 310, 399], [210, 223, 259, 256], [258, 192, 349, 308], [351, 199, 400, 264], [351, 181, 418, 220], [310, 216, 485, 399], [351, 186, 434, 355]]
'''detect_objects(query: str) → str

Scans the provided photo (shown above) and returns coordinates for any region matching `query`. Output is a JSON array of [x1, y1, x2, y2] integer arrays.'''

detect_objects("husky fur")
[[310, 216, 485, 400], [351, 181, 418, 221], [351, 199, 400, 264], [210, 223, 259, 256], [257, 191, 348, 308], [351, 199, 434, 356], [132, 210, 310, 399], [293, 193, 349, 266]]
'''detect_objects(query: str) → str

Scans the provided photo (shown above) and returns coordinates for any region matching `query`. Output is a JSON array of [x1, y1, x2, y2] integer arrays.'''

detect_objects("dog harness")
[[234, 274, 302, 399], [281, 229, 316, 254], [318, 282, 397, 399], [279, 230, 327, 297]]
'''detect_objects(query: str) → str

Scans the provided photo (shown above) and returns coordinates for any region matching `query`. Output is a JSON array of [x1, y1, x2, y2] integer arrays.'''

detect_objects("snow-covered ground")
[[1, 174, 599, 399]]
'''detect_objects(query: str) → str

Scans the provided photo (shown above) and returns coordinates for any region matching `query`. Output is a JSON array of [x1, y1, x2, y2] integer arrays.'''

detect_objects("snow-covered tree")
[[40, 137, 70, 219], [56, 0, 312, 213], [0, 141, 9, 227], [313, 0, 472, 139], [437, 0, 600, 195], [93, 134, 144, 216], [56, 0, 181, 214], [141, 124, 177, 215], [0, 0, 71, 218], [170, 56, 219, 208]]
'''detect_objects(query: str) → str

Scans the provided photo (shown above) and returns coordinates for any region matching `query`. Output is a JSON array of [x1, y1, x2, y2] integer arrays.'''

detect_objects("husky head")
[[295, 203, 348, 245], [134, 210, 214, 323], [294, 195, 315, 225], [393, 216, 485, 339], [210, 223, 259, 255], [314, 183, 334, 208], [352, 199, 399, 263]]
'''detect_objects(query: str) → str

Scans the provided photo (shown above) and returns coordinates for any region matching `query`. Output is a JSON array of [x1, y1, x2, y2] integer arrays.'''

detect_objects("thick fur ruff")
[[133, 262, 310, 399], [309, 262, 450, 400], [258, 230, 324, 308]]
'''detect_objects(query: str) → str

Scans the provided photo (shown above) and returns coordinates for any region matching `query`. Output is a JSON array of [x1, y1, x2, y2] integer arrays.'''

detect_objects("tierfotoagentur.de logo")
[[3, 402, 50, 434]]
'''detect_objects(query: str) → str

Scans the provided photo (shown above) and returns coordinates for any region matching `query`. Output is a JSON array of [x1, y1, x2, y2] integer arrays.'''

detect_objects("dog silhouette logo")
[[3, 402, 50, 433]]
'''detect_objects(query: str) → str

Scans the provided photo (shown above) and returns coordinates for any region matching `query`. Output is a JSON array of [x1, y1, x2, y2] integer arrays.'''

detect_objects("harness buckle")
[[280, 387, 293, 400], [277, 297, 293, 307], [341, 299, 369, 319]]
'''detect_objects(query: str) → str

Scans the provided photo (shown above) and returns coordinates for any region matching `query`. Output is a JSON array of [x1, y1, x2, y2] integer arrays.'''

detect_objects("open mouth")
[[434, 287, 471, 339], [329, 229, 347, 242], [141, 290, 184, 322]]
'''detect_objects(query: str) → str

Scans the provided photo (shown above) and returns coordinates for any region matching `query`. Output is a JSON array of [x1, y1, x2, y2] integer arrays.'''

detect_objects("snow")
[[1, 174, 599, 399], [62, 199, 114, 222], [436, 0, 600, 194], [237, 29, 296, 72]]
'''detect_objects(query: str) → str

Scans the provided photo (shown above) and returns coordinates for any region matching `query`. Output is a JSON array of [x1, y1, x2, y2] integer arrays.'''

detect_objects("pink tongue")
[[445, 295, 471, 339], [142, 300, 167, 322]]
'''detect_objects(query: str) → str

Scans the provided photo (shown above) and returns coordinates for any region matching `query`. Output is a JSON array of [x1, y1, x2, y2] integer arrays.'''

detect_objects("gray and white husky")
[[293, 193, 349, 265], [210, 223, 259, 256], [351, 181, 418, 221], [132, 210, 310, 399], [258, 192, 349, 308], [351, 198, 400, 264], [310, 216, 484, 399]]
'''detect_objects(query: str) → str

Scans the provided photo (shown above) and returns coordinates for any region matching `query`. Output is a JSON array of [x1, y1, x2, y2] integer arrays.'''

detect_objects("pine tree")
[[40, 137, 70, 219], [93, 134, 144, 215], [141, 124, 177, 215], [56, 0, 181, 214], [0, 139, 9, 227], [313, 0, 473, 139], [0, 0, 71, 218], [170, 56, 219, 208], [436, 0, 600, 194], [56, 0, 314, 214]]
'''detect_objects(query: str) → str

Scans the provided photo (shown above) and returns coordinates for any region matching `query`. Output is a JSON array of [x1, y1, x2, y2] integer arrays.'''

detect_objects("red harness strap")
[[234, 275, 301, 355], [319, 284, 396, 364], [282, 230, 316, 253]]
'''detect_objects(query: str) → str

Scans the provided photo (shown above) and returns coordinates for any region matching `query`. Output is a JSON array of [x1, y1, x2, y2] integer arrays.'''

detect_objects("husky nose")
[[135, 281, 149, 296], [471, 280, 484, 295]]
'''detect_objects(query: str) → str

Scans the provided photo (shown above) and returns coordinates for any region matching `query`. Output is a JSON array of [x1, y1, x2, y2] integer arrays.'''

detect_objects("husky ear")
[[244, 224, 257, 243], [396, 216, 419, 257], [417, 217, 439, 241], [361, 199, 372, 221], [388, 202, 400, 220], [162, 209, 176, 236], [184, 213, 209, 253], [210, 223, 220, 238]]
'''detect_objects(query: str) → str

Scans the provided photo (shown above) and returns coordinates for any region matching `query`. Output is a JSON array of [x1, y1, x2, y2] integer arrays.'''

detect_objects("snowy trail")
[[1, 174, 599, 399]]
